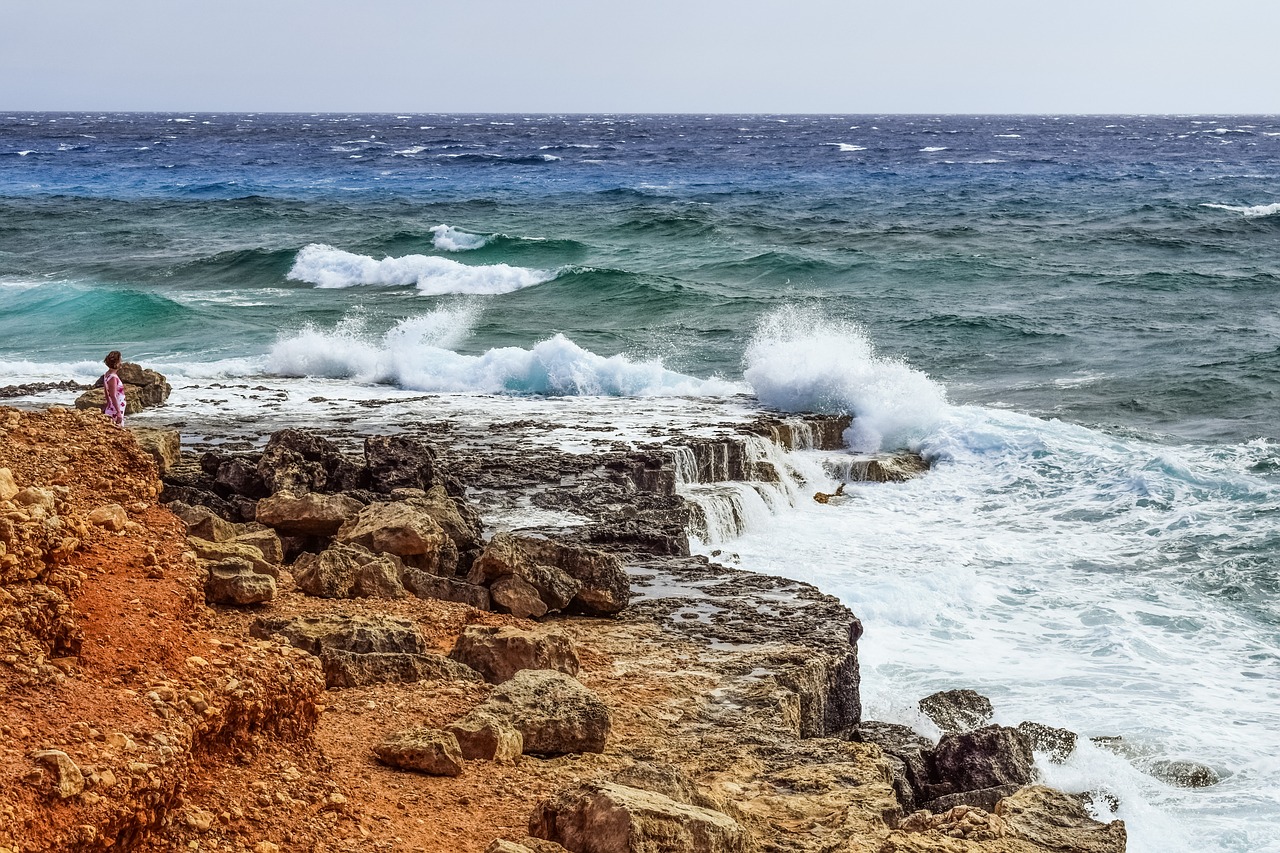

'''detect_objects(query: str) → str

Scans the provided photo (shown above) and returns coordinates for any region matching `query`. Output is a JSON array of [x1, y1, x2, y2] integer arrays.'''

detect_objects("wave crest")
[[429, 224, 489, 251], [286, 244, 553, 294], [743, 306, 949, 452], [1201, 202, 1280, 218]]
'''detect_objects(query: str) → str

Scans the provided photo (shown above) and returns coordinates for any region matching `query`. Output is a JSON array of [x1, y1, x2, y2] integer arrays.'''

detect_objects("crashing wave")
[[429, 224, 489, 251], [286, 244, 553, 295], [1200, 202, 1280, 219]]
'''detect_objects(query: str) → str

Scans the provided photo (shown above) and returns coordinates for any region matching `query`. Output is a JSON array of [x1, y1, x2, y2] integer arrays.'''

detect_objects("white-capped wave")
[[824, 142, 867, 152], [919, 146, 949, 152], [1201, 202, 1280, 218], [429, 224, 489, 251], [287, 244, 553, 295], [742, 306, 949, 452], [267, 309, 742, 397]]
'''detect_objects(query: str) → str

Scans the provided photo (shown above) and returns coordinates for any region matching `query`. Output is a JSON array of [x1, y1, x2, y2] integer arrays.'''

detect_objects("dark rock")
[[919, 689, 994, 734], [1017, 721, 1078, 763], [320, 648, 480, 689], [1145, 759, 1221, 788], [923, 784, 1021, 814], [929, 725, 1034, 795], [215, 457, 268, 499], [448, 625, 580, 685], [365, 434, 435, 493], [257, 428, 368, 494], [850, 721, 933, 812]]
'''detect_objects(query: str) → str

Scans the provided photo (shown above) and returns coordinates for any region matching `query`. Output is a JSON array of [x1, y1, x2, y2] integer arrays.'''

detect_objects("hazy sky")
[[3, 0, 1277, 114]]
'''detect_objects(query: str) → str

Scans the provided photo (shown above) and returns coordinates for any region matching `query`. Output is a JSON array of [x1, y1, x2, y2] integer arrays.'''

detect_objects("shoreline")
[[0, 393, 1126, 852]]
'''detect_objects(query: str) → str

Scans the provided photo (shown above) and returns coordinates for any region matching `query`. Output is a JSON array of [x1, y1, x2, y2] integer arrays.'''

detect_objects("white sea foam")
[[266, 309, 742, 397], [919, 146, 949, 152], [429, 224, 489, 251], [823, 143, 867, 152], [742, 306, 949, 452], [393, 145, 428, 155], [287, 244, 553, 294], [995, 133, 1022, 138], [1201, 202, 1280, 218]]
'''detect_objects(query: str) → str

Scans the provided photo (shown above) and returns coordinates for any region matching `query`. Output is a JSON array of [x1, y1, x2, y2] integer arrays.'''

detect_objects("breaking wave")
[[286, 244, 554, 294], [1201, 202, 1280, 219], [429, 224, 489, 251]]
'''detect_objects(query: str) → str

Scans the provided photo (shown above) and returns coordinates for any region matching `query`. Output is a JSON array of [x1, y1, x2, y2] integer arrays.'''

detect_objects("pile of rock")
[[74, 362, 171, 416]]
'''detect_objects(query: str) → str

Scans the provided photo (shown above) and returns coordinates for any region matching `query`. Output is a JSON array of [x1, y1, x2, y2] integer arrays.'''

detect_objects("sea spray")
[[429, 224, 490, 251], [287, 243, 553, 294], [743, 306, 949, 452]]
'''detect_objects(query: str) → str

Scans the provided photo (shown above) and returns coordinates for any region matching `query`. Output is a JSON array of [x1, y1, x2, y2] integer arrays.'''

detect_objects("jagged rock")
[[919, 689, 994, 734], [469, 669, 610, 756], [87, 504, 127, 531], [336, 500, 452, 570], [255, 490, 362, 536], [168, 501, 238, 542], [1017, 721, 1078, 763], [928, 725, 1034, 797], [215, 457, 268, 499], [446, 712, 524, 761], [469, 533, 628, 616], [293, 542, 405, 599], [250, 613, 427, 656], [401, 566, 491, 609], [851, 721, 933, 812], [897, 804, 1009, 841], [409, 484, 484, 554], [529, 782, 750, 853], [31, 749, 84, 798], [365, 434, 434, 493], [996, 785, 1127, 852], [320, 648, 480, 689], [128, 427, 180, 474], [75, 363, 171, 414], [232, 527, 284, 564], [1146, 759, 1221, 788], [205, 561, 276, 605], [449, 625, 580, 685], [608, 762, 725, 814], [373, 727, 464, 776], [257, 428, 368, 495], [845, 453, 930, 483], [491, 574, 551, 619], [0, 467, 17, 501], [188, 537, 278, 578], [923, 784, 1022, 814]]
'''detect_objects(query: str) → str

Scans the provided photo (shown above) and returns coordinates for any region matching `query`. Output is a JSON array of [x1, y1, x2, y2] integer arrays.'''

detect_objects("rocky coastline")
[[0, 380, 1129, 852]]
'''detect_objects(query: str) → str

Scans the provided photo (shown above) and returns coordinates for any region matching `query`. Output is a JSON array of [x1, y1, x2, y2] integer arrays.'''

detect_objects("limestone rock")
[[233, 527, 284, 565], [128, 427, 181, 474], [250, 613, 427, 656], [1145, 759, 1221, 788], [373, 727, 464, 776], [529, 782, 750, 853], [491, 574, 550, 619], [402, 566, 491, 609], [996, 785, 1126, 852], [336, 500, 451, 567], [256, 428, 367, 495], [851, 721, 932, 812], [448, 625, 580, 685], [929, 725, 1034, 796], [87, 504, 128, 531], [32, 749, 85, 798], [470, 533, 628, 616], [320, 648, 480, 688], [1017, 721, 1078, 764], [919, 689, 994, 734], [471, 669, 610, 756], [169, 502, 238, 542], [446, 712, 524, 761], [256, 490, 362, 536], [365, 434, 434, 493], [923, 784, 1021, 814], [409, 484, 483, 552], [188, 537, 277, 578], [293, 542, 405, 599], [0, 467, 17, 501], [205, 562, 276, 605], [75, 363, 171, 414]]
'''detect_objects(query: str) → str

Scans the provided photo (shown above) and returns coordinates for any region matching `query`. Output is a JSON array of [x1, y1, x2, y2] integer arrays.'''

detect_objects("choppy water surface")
[[2, 113, 1278, 851]]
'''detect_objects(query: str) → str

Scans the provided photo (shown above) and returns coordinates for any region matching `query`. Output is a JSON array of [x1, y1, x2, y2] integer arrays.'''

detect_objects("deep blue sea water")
[[2, 113, 1278, 851]]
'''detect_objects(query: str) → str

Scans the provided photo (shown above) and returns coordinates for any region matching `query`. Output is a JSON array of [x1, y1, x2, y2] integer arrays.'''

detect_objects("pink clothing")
[[103, 371, 126, 426]]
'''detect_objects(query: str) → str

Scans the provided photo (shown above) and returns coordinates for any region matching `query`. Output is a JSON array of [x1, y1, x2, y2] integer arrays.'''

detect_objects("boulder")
[[233, 527, 284, 565], [923, 784, 1022, 814], [491, 574, 550, 619], [250, 613, 428, 656], [1145, 759, 1221, 788], [929, 725, 1034, 796], [448, 625, 580, 685], [373, 728, 463, 776], [336, 501, 452, 570], [1017, 721, 1078, 764], [0, 467, 17, 501], [320, 648, 480, 689], [215, 457, 268, 499], [995, 785, 1126, 853], [529, 782, 750, 853], [256, 428, 368, 495], [402, 566, 491, 610], [169, 502, 238, 542], [409, 485, 484, 551], [468, 669, 610, 756], [188, 537, 278, 578], [293, 542, 405, 599], [919, 689, 994, 735], [75, 363, 171, 414], [365, 434, 434, 493], [128, 427, 181, 474], [446, 712, 524, 762], [469, 533, 628, 616], [205, 562, 276, 605], [256, 490, 362, 536], [87, 504, 128, 531]]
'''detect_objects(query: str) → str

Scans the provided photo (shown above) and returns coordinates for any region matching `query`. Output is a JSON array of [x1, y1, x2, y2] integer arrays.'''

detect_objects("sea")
[[1, 113, 1278, 852]]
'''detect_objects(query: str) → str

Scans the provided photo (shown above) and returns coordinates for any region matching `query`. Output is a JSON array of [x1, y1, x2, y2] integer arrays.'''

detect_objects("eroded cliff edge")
[[0, 405, 1124, 853]]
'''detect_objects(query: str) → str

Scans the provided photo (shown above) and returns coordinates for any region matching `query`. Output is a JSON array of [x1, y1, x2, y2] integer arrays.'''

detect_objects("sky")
[[2, 0, 1277, 114]]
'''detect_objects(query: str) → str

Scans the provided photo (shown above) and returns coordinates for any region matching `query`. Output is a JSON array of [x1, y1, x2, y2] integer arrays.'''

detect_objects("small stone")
[[87, 504, 129, 531], [31, 749, 84, 798]]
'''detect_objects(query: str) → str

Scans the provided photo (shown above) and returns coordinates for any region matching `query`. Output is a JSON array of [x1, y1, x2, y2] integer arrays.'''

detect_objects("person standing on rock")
[[101, 350, 126, 427]]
